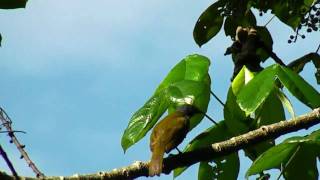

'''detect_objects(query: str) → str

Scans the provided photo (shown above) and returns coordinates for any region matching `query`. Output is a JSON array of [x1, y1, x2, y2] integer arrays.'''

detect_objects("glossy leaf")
[[121, 93, 168, 152], [237, 65, 277, 114], [166, 79, 210, 129], [121, 54, 211, 152], [255, 90, 285, 127], [275, 88, 295, 118], [246, 142, 298, 177], [243, 90, 284, 161], [0, 0, 27, 9], [246, 130, 320, 178], [193, 1, 224, 46], [224, 67, 254, 135], [174, 121, 239, 179], [237, 64, 320, 114], [277, 65, 320, 109]]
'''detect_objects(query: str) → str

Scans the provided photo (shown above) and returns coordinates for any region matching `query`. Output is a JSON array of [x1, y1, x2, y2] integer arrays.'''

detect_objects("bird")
[[148, 104, 200, 176]]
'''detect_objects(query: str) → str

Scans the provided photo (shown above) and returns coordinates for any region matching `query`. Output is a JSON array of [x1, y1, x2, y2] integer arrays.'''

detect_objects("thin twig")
[[0, 107, 45, 178], [276, 145, 301, 180], [0, 130, 26, 134], [210, 91, 225, 107], [316, 43, 320, 53], [264, 15, 275, 27], [204, 114, 218, 125], [0, 145, 19, 179]]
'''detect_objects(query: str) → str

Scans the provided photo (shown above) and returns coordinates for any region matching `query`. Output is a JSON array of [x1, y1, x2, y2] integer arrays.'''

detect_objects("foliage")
[[121, 0, 320, 179]]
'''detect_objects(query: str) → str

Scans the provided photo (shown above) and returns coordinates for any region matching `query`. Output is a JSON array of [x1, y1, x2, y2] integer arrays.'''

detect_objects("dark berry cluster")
[[288, 0, 320, 43]]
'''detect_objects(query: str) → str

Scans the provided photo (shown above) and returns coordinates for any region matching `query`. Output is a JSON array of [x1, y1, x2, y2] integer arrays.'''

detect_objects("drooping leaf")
[[284, 145, 319, 180], [275, 88, 295, 118], [193, 1, 224, 46], [174, 121, 239, 180], [255, 90, 285, 126], [237, 65, 278, 114], [224, 67, 254, 135], [246, 142, 298, 177], [244, 90, 284, 161], [277, 65, 320, 109], [237, 64, 320, 114], [0, 0, 27, 9], [121, 54, 211, 152], [246, 130, 320, 178]]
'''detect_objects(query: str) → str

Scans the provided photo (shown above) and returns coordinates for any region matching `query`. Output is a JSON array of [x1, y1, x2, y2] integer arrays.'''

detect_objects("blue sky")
[[0, 0, 319, 179]]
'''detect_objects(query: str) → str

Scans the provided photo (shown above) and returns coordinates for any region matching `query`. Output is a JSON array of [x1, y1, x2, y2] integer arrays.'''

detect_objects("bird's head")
[[176, 104, 201, 117]]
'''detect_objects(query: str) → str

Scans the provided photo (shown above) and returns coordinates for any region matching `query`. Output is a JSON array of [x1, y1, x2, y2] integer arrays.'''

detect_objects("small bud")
[[9, 140, 13, 143], [301, 35, 306, 39], [20, 145, 26, 148], [20, 155, 24, 159]]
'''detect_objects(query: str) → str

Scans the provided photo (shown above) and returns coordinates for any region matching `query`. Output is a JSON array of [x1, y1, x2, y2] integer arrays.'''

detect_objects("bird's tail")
[[149, 147, 165, 177]]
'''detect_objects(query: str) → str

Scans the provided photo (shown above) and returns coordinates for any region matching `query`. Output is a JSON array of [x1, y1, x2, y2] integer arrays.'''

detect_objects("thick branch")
[[1, 108, 320, 180]]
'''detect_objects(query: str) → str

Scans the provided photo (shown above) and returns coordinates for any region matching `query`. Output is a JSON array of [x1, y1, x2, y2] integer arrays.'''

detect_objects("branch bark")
[[1, 108, 319, 180]]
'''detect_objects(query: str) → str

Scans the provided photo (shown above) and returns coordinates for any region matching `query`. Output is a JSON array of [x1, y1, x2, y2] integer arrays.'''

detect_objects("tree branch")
[[0, 108, 319, 179], [0, 108, 45, 178]]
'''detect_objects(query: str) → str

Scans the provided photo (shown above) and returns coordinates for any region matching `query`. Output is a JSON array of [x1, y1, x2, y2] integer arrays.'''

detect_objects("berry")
[[307, 28, 312, 32], [288, 40, 292, 43], [301, 35, 306, 39], [290, 35, 294, 39]]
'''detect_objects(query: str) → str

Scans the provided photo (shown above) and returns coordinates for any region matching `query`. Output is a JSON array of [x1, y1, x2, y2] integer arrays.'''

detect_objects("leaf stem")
[[210, 91, 225, 107]]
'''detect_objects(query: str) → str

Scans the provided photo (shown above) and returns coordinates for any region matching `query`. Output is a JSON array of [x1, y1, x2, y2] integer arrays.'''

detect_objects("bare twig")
[[0, 145, 19, 179], [210, 91, 225, 107], [0, 107, 45, 178], [263, 15, 275, 27]]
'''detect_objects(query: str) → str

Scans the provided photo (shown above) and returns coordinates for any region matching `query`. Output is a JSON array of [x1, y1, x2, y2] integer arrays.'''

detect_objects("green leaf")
[[271, 1, 313, 29], [244, 90, 284, 161], [237, 64, 320, 114], [284, 145, 318, 180], [246, 142, 298, 177], [174, 121, 239, 179], [224, 67, 254, 135], [121, 93, 168, 152], [277, 66, 320, 109], [193, 1, 224, 46], [255, 90, 285, 126], [246, 130, 320, 178], [0, 0, 27, 9], [275, 88, 295, 118], [121, 54, 211, 152], [198, 162, 214, 180], [166, 79, 210, 129], [237, 65, 278, 114]]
